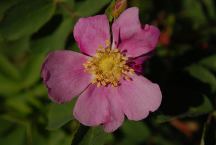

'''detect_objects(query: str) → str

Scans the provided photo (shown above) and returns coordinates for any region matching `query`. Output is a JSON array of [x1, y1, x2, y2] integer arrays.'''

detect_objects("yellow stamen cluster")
[[83, 47, 134, 87]]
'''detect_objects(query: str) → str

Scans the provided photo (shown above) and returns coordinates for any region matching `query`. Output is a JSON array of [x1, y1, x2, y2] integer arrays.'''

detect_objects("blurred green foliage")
[[0, 0, 215, 145]]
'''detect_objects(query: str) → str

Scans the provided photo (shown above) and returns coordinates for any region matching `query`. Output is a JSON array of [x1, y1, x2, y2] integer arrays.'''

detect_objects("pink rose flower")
[[41, 7, 162, 132]]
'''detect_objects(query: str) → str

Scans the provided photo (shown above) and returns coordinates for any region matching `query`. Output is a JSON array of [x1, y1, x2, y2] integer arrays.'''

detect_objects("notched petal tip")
[[126, 6, 139, 13], [143, 24, 160, 39]]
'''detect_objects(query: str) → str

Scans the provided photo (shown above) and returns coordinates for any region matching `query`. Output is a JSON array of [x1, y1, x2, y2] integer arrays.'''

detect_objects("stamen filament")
[[83, 43, 134, 87]]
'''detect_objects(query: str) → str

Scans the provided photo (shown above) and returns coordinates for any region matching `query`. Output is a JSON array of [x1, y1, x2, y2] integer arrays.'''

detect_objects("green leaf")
[[155, 96, 214, 123], [117, 139, 134, 145], [71, 43, 80, 52], [31, 16, 74, 53], [105, 0, 127, 22], [0, 0, 23, 21], [21, 52, 46, 88], [79, 127, 113, 145], [151, 136, 180, 145], [0, 74, 22, 95], [182, 0, 206, 28], [0, 0, 55, 40], [202, 0, 215, 20], [5, 95, 33, 115], [61, 0, 75, 7], [0, 53, 20, 80], [0, 36, 30, 57], [186, 64, 216, 92], [129, 0, 153, 22], [47, 100, 76, 130], [33, 129, 74, 145], [154, 114, 173, 124], [76, 0, 111, 16], [48, 131, 72, 145], [32, 84, 47, 97], [200, 113, 215, 145], [187, 96, 213, 117], [32, 128, 48, 145], [69, 121, 80, 143], [200, 121, 207, 145], [6, 91, 43, 114], [0, 119, 12, 134], [0, 126, 26, 145], [105, 0, 115, 22], [200, 55, 216, 72], [121, 120, 150, 143]]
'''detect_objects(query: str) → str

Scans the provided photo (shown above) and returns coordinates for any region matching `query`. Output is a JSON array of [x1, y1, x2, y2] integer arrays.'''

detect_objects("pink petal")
[[41, 51, 91, 103], [118, 75, 162, 120], [118, 24, 160, 57], [103, 88, 124, 133], [73, 15, 110, 56], [112, 7, 141, 46], [73, 85, 110, 126]]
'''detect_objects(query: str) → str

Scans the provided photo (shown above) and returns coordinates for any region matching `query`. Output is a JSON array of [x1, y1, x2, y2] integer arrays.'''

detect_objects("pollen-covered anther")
[[83, 47, 134, 87]]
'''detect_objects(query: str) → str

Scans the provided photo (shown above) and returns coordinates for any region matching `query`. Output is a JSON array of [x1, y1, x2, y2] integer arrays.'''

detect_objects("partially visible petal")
[[73, 85, 109, 126], [127, 55, 150, 73], [103, 88, 124, 133], [119, 24, 160, 57], [118, 74, 162, 120], [112, 7, 141, 46], [41, 51, 91, 103], [73, 15, 110, 56]]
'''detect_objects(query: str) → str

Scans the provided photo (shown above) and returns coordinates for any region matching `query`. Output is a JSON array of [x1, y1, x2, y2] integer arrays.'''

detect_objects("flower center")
[[83, 47, 134, 87]]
